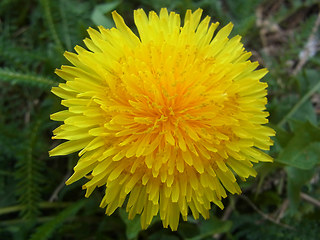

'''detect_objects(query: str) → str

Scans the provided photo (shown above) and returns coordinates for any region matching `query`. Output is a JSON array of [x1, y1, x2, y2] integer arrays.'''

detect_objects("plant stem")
[[0, 202, 72, 216]]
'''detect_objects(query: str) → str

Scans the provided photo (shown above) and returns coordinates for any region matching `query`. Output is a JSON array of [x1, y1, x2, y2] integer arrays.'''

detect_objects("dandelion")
[[49, 8, 275, 230]]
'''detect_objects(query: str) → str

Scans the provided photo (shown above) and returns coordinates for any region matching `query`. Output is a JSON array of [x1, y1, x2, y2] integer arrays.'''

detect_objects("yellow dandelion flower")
[[50, 8, 275, 230]]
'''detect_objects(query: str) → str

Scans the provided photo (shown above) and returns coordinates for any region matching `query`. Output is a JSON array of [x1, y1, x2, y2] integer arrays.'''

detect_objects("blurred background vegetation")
[[0, 0, 320, 239]]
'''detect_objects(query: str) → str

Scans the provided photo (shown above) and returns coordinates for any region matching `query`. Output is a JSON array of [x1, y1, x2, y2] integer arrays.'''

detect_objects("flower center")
[[104, 41, 231, 158]]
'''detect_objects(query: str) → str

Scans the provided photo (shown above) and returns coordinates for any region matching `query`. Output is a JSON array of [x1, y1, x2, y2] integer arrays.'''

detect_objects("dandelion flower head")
[[50, 8, 275, 230]]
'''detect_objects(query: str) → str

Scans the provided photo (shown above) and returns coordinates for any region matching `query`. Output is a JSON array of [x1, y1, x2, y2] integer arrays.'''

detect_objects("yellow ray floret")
[[50, 8, 275, 231]]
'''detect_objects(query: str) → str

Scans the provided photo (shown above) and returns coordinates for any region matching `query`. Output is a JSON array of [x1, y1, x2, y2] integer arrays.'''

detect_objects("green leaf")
[[186, 217, 232, 240], [291, 100, 317, 125], [119, 208, 141, 240], [276, 121, 320, 169], [91, 1, 120, 28], [286, 166, 315, 212], [255, 162, 281, 198], [277, 80, 320, 127], [29, 200, 86, 240], [226, 0, 260, 20], [298, 69, 320, 95], [271, 125, 293, 155], [148, 233, 180, 240]]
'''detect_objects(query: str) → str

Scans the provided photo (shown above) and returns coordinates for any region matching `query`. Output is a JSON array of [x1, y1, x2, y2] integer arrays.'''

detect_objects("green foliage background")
[[1, 0, 320, 239]]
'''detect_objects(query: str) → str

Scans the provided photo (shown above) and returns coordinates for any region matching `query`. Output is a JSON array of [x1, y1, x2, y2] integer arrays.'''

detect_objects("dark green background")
[[0, 0, 320, 239]]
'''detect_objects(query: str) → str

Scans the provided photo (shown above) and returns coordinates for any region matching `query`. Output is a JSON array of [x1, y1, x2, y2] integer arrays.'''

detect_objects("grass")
[[0, 0, 320, 239]]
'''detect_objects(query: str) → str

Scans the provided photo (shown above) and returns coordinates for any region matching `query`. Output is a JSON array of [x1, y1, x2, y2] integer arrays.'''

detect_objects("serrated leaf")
[[271, 124, 293, 154], [39, 0, 64, 52], [0, 68, 57, 89], [276, 121, 320, 169], [286, 166, 314, 212], [14, 118, 46, 219]]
